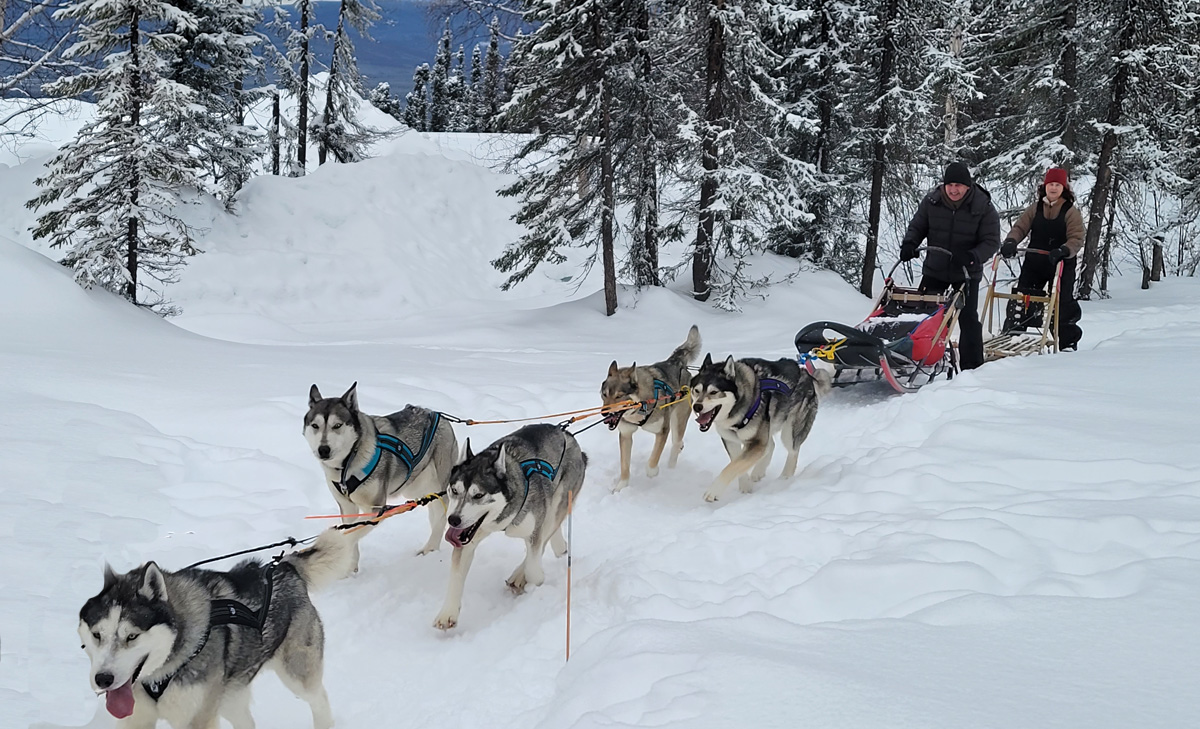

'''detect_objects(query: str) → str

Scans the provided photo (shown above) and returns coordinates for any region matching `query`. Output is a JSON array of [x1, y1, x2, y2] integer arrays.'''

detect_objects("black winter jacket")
[[901, 185, 1001, 282]]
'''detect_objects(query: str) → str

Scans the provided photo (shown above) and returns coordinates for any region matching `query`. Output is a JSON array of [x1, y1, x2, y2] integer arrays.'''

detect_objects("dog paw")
[[749, 471, 766, 484], [433, 611, 459, 630], [740, 480, 755, 493], [612, 478, 629, 493], [703, 489, 721, 503], [506, 576, 528, 594], [416, 543, 440, 557], [645, 465, 659, 478]]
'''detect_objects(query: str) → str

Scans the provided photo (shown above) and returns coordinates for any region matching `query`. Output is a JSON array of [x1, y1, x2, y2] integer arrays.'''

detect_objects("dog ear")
[[461, 438, 474, 462], [139, 562, 168, 602], [702, 352, 713, 368], [309, 384, 322, 406], [723, 355, 737, 378], [608, 360, 619, 377], [494, 444, 507, 477], [102, 564, 118, 591], [341, 382, 358, 411]]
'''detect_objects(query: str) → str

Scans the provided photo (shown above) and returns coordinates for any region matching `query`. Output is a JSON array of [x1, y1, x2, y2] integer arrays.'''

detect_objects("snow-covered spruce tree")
[[26, 0, 205, 309], [429, 20, 453, 132], [370, 81, 403, 121], [1076, 0, 1197, 298], [494, 0, 620, 314], [161, 0, 262, 203], [669, 0, 823, 308], [765, 0, 867, 283], [481, 17, 504, 131], [275, 0, 319, 175], [403, 62, 431, 130], [469, 43, 484, 131], [850, 0, 939, 295], [315, 0, 381, 164], [447, 43, 470, 131], [965, 0, 1089, 189]]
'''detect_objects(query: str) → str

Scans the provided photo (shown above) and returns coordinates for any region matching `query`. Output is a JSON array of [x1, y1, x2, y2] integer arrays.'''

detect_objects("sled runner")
[[794, 253, 963, 393], [981, 248, 1063, 361]]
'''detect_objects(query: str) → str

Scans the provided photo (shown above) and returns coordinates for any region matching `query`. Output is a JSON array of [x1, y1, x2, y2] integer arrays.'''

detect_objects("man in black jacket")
[[899, 162, 1000, 370]]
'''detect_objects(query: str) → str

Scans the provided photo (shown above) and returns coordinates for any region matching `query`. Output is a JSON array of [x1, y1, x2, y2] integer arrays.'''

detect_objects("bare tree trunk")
[[1079, 11, 1134, 299], [692, 0, 725, 302], [1099, 177, 1118, 297], [597, 12, 617, 317], [943, 22, 962, 150], [1151, 240, 1164, 281], [296, 0, 310, 176], [126, 6, 141, 304], [636, 0, 659, 286], [271, 92, 281, 175], [862, 0, 899, 297], [1059, 0, 1078, 158]]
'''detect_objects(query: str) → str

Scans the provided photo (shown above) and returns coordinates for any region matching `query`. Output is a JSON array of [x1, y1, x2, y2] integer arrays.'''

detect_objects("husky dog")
[[304, 382, 457, 566], [600, 325, 701, 492], [78, 526, 371, 729], [433, 423, 586, 630], [689, 354, 830, 503]]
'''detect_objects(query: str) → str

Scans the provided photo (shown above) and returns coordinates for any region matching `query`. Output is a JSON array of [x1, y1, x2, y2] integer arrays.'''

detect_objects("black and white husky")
[[433, 424, 587, 630], [600, 325, 701, 492], [304, 383, 457, 566], [688, 354, 830, 502], [78, 526, 370, 729]]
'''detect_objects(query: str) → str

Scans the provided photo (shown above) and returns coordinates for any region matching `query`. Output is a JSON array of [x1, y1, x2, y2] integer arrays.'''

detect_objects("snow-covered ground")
[[1, 128, 1198, 729]]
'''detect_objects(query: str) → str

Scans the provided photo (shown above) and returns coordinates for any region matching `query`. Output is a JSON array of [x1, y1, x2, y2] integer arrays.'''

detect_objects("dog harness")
[[733, 378, 792, 429], [337, 411, 442, 496], [142, 564, 277, 701]]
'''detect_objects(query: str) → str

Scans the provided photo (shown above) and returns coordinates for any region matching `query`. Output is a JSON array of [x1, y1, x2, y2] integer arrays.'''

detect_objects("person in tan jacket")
[[999, 167, 1085, 349]]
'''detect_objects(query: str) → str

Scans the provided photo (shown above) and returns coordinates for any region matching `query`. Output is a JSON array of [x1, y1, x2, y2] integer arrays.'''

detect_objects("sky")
[[1, 114, 1198, 729]]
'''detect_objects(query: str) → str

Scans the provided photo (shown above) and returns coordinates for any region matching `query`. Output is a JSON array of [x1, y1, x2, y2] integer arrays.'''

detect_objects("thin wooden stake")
[[566, 488, 574, 662]]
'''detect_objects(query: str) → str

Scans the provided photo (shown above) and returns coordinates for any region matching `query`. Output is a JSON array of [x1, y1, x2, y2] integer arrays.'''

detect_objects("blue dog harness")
[[337, 412, 441, 496], [734, 378, 792, 429]]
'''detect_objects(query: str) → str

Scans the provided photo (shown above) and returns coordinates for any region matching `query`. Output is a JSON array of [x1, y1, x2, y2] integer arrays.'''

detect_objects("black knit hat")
[[943, 162, 973, 186]]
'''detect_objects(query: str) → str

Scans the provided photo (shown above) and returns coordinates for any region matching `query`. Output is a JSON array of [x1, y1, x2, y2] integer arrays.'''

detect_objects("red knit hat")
[[1044, 168, 1069, 187]]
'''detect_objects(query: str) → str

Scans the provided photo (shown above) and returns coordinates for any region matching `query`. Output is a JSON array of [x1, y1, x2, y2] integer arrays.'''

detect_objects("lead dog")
[[304, 383, 457, 568], [689, 354, 829, 502], [600, 325, 701, 492], [434, 424, 586, 630]]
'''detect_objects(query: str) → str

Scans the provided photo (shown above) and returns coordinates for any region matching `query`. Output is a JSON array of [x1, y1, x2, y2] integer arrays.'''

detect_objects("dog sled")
[[981, 248, 1063, 361], [794, 252, 963, 393]]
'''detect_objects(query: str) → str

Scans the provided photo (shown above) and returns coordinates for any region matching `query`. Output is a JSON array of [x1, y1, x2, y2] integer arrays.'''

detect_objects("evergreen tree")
[[370, 81, 404, 121], [403, 63, 431, 130], [316, 0, 381, 164], [495, 0, 620, 314], [162, 0, 262, 203], [448, 43, 469, 131], [481, 17, 504, 131], [429, 20, 453, 132], [470, 43, 484, 131], [25, 0, 205, 309]]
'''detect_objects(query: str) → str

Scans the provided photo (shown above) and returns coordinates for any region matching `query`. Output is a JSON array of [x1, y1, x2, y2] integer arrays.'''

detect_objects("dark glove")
[[1048, 245, 1070, 264], [900, 243, 919, 262], [951, 249, 975, 269], [1001, 239, 1018, 259]]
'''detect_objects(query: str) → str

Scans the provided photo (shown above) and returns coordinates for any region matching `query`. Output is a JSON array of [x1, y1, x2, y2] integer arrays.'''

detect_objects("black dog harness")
[[733, 378, 792, 429], [336, 412, 442, 496], [142, 564, 276, 701]]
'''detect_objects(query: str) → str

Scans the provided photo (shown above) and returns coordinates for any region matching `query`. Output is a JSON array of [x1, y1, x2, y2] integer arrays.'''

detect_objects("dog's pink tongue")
[[445, 527, 465, 548], [106, 681, 135, 719]]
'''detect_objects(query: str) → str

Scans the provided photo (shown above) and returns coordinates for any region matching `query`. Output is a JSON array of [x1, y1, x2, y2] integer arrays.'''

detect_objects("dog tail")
[[286, 524, 374, 591], [670, 325, 702, 367], [808, 363, 833, 398]]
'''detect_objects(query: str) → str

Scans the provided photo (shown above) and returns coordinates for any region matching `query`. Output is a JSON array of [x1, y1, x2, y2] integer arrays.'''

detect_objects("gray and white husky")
[[600, 325, 701, 492], [688, 354, 830, 502], [78, 526, 370, 729], [433, 423, 587, 630], [304, 382, 457, 565]]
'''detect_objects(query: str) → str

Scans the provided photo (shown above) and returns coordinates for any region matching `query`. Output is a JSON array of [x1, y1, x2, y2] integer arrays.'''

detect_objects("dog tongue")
[[106, 681, 135, 719], [696, 410, 715, 428], [445, 527, 465, 548]]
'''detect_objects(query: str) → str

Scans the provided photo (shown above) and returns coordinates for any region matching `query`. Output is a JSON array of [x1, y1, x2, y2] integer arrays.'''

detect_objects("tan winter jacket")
[[1005, 197, 1086, 257]]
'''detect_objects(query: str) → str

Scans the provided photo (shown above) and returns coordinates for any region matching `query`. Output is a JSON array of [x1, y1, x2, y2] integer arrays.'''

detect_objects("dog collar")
[[733, 378, 792, 429], [338, 412, 442, 496]]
